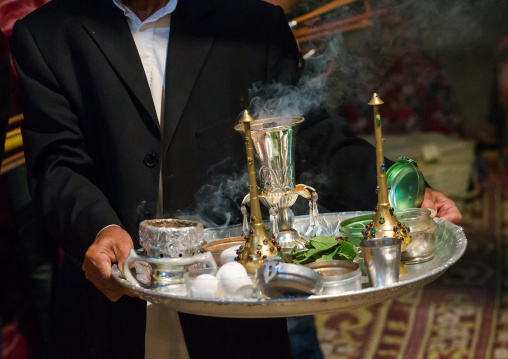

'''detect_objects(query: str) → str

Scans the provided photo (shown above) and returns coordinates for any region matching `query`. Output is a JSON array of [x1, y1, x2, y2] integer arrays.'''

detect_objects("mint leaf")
[[290, 246, 299, 256], [317, 246, 340, 261], [335, 241, 357, 261], [305, 248, 323, 258], [291, 237, 358, 265], [292, 254, 316, 265], [310, 235, 338, 251]]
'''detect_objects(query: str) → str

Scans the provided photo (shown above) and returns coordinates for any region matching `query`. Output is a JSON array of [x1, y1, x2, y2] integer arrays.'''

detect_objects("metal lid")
[[386, 156, 426, 210], [255, 258, 324, 298]]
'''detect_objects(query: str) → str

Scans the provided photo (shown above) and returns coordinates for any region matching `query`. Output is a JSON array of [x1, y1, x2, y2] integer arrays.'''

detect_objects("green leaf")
[[290, 246, 299, 255], [291, 237, 358, 265], [292, 254, 315, 265], [335, 241, 357, 261], [309, 235, 337, 251], [318, 246, 340, 261], [304, 248, 322, 258], [292, 251, 307, 260], [332, 253, 349, 261]]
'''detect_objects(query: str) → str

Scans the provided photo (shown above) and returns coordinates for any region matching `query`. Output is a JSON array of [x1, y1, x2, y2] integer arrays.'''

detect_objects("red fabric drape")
[[0, 0, 49, 37]]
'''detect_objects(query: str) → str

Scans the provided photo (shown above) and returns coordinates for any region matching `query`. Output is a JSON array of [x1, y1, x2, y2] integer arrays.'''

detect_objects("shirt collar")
[[112, 0, 178, 31]]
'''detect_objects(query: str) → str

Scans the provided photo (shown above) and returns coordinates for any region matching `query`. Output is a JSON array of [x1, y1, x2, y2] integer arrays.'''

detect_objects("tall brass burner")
[[235, 110, 283, 274], [362, 93, 410, 252]]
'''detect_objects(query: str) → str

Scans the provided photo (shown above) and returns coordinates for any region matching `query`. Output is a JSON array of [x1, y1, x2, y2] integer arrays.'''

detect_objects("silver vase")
[[235, 117, 320, 251]]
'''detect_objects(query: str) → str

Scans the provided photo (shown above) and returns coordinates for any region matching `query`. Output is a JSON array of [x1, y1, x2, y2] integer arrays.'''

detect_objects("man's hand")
[[82, 225, 134, 302], [421, 188, 462, 224]]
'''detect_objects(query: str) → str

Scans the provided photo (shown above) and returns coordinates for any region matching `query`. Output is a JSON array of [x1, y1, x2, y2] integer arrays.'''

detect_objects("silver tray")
[[112, 213, 467, 318]]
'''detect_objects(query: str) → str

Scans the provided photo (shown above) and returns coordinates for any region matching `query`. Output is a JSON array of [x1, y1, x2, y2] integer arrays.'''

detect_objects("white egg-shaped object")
[[189, 274, 221, 299], [216, 262, 248, 279], [221, 275, 254, 298]]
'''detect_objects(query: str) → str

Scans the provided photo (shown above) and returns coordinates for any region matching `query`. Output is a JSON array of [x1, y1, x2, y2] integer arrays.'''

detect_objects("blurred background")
[[1, 0, 508, 358]]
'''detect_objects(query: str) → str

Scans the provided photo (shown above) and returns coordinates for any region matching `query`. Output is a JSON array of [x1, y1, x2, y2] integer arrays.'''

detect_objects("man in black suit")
[[12, 0, 304, 357], [11, 0, 461, 358]]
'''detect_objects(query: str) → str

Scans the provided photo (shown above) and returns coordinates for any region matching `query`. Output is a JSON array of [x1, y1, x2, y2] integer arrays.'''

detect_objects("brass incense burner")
[[362, 94, 410, 253], [234, 110, 284, 274]]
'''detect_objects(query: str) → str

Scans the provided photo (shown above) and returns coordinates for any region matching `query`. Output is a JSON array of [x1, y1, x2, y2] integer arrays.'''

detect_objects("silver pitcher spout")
[[235, 116, 321, 251]]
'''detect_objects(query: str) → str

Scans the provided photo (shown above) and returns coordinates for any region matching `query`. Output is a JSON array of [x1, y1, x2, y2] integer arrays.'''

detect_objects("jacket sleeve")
[[11, 19, 123, 262]]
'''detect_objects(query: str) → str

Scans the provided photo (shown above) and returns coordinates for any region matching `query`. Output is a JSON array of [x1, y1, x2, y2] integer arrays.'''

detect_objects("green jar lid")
[[339, 214, 374, 246], [386, 156, 425, 210]]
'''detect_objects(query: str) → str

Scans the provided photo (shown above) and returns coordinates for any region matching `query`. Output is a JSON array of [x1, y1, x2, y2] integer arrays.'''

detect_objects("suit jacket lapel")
[[82, 1, 159, 129], [163, 0, 216, 153]]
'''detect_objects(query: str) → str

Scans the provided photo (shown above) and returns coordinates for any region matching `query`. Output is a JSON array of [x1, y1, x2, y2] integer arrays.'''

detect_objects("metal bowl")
[[305, 260, 362, 294]]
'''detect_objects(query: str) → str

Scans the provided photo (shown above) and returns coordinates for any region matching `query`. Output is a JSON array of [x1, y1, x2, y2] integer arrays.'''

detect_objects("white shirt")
[[112, 0, 177, 122], [113, 0, 178, 218]]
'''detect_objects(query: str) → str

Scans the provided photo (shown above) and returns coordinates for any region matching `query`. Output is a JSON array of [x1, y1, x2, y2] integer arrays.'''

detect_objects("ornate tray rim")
[[112, 216, 467, 318]]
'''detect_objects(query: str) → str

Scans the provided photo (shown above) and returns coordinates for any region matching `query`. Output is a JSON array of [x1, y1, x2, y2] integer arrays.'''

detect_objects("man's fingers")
[[82, 226, 134, 302], [436, 203, 463, 224], [421, 191, 438, 217], [421, 188, 462, 224], [115, 245, 134, 277]]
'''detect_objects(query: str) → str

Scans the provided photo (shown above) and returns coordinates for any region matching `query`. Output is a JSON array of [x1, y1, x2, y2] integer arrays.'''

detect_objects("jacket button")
[[143, 154, 158, 168]]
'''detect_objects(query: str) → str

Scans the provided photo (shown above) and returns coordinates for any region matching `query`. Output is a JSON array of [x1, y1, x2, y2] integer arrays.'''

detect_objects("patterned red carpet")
[[316, 164, 503, 358]]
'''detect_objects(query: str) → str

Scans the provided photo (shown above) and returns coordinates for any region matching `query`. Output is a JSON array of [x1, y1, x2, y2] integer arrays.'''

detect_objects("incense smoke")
[[171, 0, 502, 224], [248, 0, 499, 122], [171, 159, 249, 228]]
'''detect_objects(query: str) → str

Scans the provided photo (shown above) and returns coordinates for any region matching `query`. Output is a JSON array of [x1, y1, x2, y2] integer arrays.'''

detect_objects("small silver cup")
[[360, 237, 402, 287]]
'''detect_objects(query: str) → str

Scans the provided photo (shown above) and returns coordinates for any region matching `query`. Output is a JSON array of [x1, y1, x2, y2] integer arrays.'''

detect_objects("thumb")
[[96, 225, 134, 274], [115, 239, 134, 267]]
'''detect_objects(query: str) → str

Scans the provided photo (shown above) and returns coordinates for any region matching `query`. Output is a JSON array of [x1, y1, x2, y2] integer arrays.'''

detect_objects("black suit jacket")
[[12, 0, 300, 357], [12, 0, 382, 357], [13, 0, 299, 262]]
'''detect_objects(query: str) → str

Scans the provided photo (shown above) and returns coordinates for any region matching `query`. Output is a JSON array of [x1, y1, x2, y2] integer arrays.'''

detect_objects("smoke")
[[248, 0, 504, 121], [376, 0, 494, 49], [248, 33, 350, 119], [174, 0, 504, 226], [171, 159, 249, 229]]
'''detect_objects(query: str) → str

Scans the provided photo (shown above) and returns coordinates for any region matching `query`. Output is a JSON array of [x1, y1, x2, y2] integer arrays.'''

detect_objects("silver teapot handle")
[[122, 249, 217, 287]]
